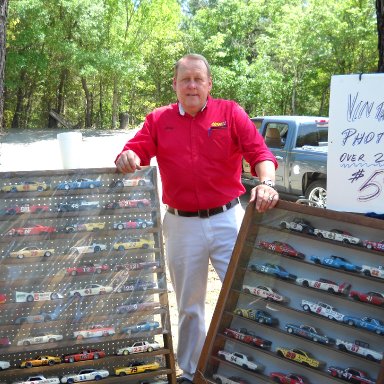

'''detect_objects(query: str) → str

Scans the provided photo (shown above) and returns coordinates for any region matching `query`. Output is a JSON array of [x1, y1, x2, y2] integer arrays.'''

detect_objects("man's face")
[[173, 58, 212, 116]]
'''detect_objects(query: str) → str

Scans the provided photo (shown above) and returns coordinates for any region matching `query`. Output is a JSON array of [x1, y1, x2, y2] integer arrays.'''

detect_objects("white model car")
[[217, 350, 263, 372], [73, 325, 115, 339], [116, 340, 161, 355], [212, 374, 248, 384], [60, 368, 109, 383], [15, 291, 63, 303], [242, 284, 286, 302], [361, 264, 384, 279], [336, 338, 383, 362], [17, 333, 64, 346], [313, 228, 361, 245], [69, 243, 107, 254], [301, 300, 344, 321], [13, 375, 60, 384], [296, 277, 350, 294], [69, 284, 113, 297], [0, 360, 10, 370]]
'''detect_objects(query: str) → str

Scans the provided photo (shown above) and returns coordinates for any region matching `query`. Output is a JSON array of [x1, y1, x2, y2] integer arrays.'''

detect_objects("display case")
[[0, 167, 175, 384], [195, 200, 384, 384]]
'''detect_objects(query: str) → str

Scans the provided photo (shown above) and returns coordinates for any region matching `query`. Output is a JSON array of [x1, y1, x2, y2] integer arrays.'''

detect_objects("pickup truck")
[[242, 116, 328, 207], [335, 339, 383, 362]]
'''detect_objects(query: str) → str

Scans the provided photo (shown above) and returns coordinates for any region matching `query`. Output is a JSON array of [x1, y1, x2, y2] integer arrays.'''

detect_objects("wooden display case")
[[0, 167, 176, 384], [195, 200, 384, 384]]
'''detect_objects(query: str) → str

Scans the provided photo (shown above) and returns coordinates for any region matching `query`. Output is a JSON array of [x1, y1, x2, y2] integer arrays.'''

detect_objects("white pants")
[[163, 204, 244, 380]]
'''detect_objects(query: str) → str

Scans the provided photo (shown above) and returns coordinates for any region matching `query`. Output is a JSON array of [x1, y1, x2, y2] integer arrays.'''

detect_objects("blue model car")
[[250, 263, 297, 280], [310, 255, 361, 272], [121, 321, 160, 334], [285, 323, 334, 344], [233, 308, 278, 325], [343, 316, 384, 334], [56, 178, 102, 190]]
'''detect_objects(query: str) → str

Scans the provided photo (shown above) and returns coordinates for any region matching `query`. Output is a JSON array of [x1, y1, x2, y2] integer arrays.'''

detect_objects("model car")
[[20, 355, 62, 368], [257, 240, 305, 259], [10, 246, 54, 259], [17, 333, 64, 346], [280, 218, 315, 234], [301, 300, 345, 321], [285, 323, 334, 344], [113, 218, 154, 229], [5, 204, 49, 215], [1, 180, 49, 192], [113, 279, 157, 293], [12, 375, 60, 384], [0, 360, 10, 370], [349, 289, 384, 306], [310, 255, 361, 272], [115, 299, 159, 314], [327, 366, 375, 383], [269, 372, 308, 384], [295, 277, 350, 294], [15, 312, 57, 324], [361, 264, 384, 278], [63, 349, 106, 363], [6, 224, 56, 236], [335, 339, 383, 362], [113, 259, 160, 271], [276, 347, 321, 368], [250, 263, 297, 280], [60, 368, 109, 383], [15, 291, 63, 302], [116, 340, 161, 355], [56, 178, 102, 190], [217, 350, 263, 371], [343, 315, 384, 334], [242, 284, 286, 302], [212, 374, 249, 384], [363, 239, 384, 251], [113, 238, 155, 250], [110, 177, 148, 187], [0, 337, 11, 347], [105, 198, 150, 209], [314, 228, 361, 245], [114, 361, 160, 376], [56, 199, 100, 212], [233, 308, 278, 325], [66, 262, 110, 276], [223, 327, 272, 349], [0, 293, 6, 304], [69, 243, 107, 254], [73, 325, 115, 339], [64, 222, 105, 232], [69, 284, 113, 297], [121, 321, 160, 334]]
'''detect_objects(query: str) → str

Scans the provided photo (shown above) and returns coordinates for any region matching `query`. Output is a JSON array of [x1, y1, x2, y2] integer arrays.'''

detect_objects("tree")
[[378, 0, 384, 71], [0, 0, 8, 131]]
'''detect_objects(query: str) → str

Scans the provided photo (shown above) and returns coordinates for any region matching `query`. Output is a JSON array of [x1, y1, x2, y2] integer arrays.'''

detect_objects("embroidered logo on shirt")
[[208, 121, 227, 136]]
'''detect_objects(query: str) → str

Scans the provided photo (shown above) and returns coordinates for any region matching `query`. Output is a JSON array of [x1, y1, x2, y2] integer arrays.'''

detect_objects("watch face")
[[262, 180, 275, 187]]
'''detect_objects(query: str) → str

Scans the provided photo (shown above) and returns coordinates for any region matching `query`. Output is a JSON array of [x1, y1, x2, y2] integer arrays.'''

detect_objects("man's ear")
[[172, 77, 177, 91]]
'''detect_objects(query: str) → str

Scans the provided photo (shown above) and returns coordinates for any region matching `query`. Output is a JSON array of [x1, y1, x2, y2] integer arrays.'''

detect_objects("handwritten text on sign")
[[327, 74, 384, 213]]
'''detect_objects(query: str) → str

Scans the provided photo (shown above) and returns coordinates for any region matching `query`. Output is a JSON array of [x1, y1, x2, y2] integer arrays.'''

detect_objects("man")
[[115, 53, 278, 383]]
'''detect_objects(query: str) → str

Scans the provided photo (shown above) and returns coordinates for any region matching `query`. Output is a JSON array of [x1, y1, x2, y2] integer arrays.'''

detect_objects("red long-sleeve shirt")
[[116, 97, 277, 211]]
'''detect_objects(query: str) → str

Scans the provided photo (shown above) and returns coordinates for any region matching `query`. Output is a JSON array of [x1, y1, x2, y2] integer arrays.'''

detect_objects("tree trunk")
[[11, 70, 26, 129], [81, 76, 92, 128], [99, 79, 103, 128], [0, 0, 9, 131], [377, 0, 384, 72], [112, 77, 119, 129]]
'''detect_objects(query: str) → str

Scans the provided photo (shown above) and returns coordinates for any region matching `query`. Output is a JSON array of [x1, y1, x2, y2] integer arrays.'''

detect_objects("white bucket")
[[57, 132, 83, 169]]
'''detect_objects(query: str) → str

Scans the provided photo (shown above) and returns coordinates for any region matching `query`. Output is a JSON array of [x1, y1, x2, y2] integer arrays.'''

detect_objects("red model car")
[[105, 198, 150, 209], [66, 262, 110, 276], [257, 240, 305, 259], [349, 290, 384, 306], [363, 239, 384, 252], [63, 349, 106, 363], [0, 293, 6, 304], [224, 327, 271, 349], [5, 204, 49, 215], [270, 372, 308, 384], [6, 224, 56, 236]]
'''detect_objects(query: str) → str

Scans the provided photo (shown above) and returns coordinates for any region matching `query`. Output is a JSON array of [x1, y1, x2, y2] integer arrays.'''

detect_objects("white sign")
[[327, 73, 384, 213]]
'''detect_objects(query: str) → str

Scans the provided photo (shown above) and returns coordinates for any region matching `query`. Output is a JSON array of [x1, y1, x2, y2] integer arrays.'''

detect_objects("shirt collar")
[[178, 98, 209, 116]]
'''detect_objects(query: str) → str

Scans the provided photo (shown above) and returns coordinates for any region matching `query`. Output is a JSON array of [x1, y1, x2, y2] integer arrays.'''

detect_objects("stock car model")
[[113, 218, 154, 229], [269, 372, 308, 384], [113, 238, 155, 251], [342, 316, 384, 334], [295, 277, 350, 294], [15, 312, 57, 324], [110, 177, 148, 187], [20, 355, 62, 368], [257, 240, 305, 259], [105, 198, 150, 209], [363, 239, 384, 251], [335, 339, 383, 362], [113, 259, 160, 271], [114, 361, 160, 376], [60, 368, 109, 383], [56, 178, 102, 190], [5, 204, 49, 215], [301, 300, 345, 321], [275, 347, 322, 368], [0, 337, 11, 347], [217, 350, 263, 371], [233, 308, 278, 325], [1, 180, 49, 192], [212, 374, 249, 384], [223, 328, 272, 349], [73, 325, 115, 340], [17, 333, 64, 346], [63, 349, 106, 363], [69, 284, 113, 297], [6, 224, 56, 236], [0, 360, 10, 370], [349, 289, 384, 306], [327, 366, 375, 383], [10, 246, 54, 259], [113, 279, 157, 293], [66, 263, 110, 276], [280, 218, 315, 234], [15, 291, 63, 303], [0, 293, 6, 304], [314, 228, 362, 245], [115, 300, 159, 314], [285, 323, 334, 344], [250, 263, 297, 280], [64, 222, 105, 232], [310, 255, 361, 272], [116, 341, 161, 355], [120, 321, 160, 335], [69, 243, 107, 254], [361, 264, 384, 279], [12, 375, 60, 384], [56, 199, 100, 212], [242, 284, 286, 302]]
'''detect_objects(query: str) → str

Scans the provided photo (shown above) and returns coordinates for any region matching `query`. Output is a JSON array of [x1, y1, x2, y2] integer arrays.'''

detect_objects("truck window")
[[264, 123, 287, 148], [296, 123, 328, 147]]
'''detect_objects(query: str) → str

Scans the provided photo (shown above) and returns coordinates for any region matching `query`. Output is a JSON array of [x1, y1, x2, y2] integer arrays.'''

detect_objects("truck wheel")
[[305, 180, 327, 208]]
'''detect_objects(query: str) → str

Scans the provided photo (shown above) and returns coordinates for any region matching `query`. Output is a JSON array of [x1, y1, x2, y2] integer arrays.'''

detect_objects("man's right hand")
[[116, 150, 142, 173]]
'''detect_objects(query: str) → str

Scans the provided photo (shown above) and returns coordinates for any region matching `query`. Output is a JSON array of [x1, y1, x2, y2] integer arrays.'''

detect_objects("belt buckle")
[[198, 209, 210, 218]]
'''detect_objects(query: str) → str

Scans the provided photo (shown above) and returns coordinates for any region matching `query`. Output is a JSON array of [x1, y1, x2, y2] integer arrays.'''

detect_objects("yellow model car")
[[10, 246, 54, 259], [20, 355, 62, 368], [113, 238, 155, 251], [1, 181, 49, 192], [114, 361, 160, 376], [65, 222, 105, 232], [276, 347, 321, 368]]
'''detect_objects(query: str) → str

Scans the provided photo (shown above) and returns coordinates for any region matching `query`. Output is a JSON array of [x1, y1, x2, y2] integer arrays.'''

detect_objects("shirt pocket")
[[201, 127, 232, 160]]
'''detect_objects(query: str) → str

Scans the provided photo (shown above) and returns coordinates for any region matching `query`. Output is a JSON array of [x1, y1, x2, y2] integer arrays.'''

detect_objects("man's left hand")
[[249, 184, 279, 212]]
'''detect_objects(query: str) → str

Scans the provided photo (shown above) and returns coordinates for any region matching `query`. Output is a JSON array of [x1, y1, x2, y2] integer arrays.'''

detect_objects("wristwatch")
[[260, 179, 276, 189]]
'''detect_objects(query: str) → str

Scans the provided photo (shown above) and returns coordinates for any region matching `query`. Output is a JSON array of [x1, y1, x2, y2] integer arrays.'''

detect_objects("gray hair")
[[174, 54, 211, 78]]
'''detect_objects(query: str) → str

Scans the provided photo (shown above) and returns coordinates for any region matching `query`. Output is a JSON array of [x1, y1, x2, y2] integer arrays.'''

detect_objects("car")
[[0, 293, 6, 304], [73, 325, 115, 340], [310, 255, 361, 272], [361, 264, 384, 279], [69, 243, 107, 254], [12, 376, 60, 384], [116, 341, 161, 355], [20, 355, 62, 368], [223, 327, 272, 349], [276, 347, 321, 368], [242, 284, 286, 302], [349, 289, 384, 306], [113, 279, 157, 293], [105, 198, 150, 209], [269, 372, 308, 384], [4, 204, 49, 215], [56, 199, 100, 212], [335, 339, 383, 362], [113, 259, 160, 271], [10, 246, 55, 259], [363, 239, 384, 251], [113, 238, 155, 250], [66, 262, 110, 276], [0, 337, 11, 347], [0, 360, 10, 370], [15, 291, 63, 302], [217, 350, 263, 371], [233, 308, 278, 325], [280, 218, 315, 234], [295, 277, 350, 294], [114, 361, 160, 376], [6, 224, 56, 236], [113, 218, 154, 229], [17, 333, 64, 346], [250, 263, 297, 280], [342, 316, 384, 334], [56, 178, 102, 190], [327, 366, 375, 383], [285, 323, 334, 344], [257, 240, 305, 259], [301, 300, 345, 321], [121, 321, 160, 335], [15, 312, 57, 324], [60, 368, 109, 383], [64, 222, 105, 232], [69, 284, 113, 297], [1, 180, 49, 192], [313, 228, 361, 245], [110, 177, 148, 188], [115, 300, 160, 314], [63, 349, 106, 363], [212, 374, 249, 384]]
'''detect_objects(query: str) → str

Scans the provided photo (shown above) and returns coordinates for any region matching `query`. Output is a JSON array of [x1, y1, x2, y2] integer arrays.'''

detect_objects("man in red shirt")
[[116, 53, 278, 383]]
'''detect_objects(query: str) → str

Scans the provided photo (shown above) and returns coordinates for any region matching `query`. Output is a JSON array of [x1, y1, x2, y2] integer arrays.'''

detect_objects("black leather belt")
[[167, 198, 240, 218]]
